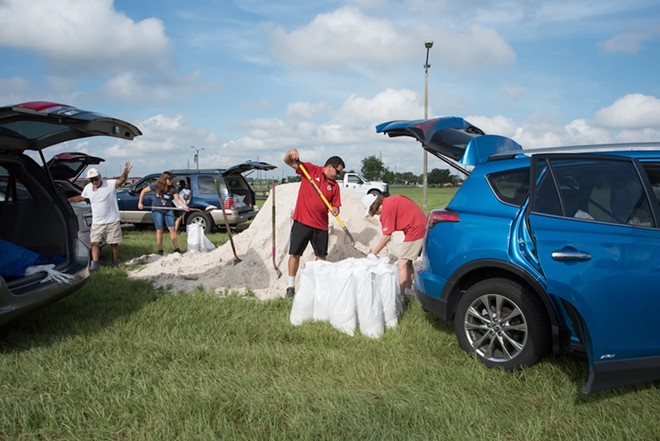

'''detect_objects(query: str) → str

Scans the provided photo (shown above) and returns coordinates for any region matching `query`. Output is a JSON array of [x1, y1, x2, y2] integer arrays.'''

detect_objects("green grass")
[[0, 187, 659, 440], [389, 186, 456, 213]]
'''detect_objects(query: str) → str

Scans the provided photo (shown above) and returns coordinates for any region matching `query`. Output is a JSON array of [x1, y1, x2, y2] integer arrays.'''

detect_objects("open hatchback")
[[378, 117, 660, 393], [0, 101, 141, 325]]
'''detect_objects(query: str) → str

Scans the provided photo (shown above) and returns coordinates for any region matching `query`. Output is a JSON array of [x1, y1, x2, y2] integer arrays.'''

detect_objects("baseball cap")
[[362, 194, 377, 217], [86, 168, 101, 179]]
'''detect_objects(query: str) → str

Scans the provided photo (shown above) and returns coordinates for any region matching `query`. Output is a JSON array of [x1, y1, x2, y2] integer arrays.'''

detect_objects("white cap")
[[362, 194, 377, 217], [86, 168, 101, 179]]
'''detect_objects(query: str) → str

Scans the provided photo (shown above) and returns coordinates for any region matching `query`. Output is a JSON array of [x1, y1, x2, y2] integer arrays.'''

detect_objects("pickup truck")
[[339, 172, 389, 196]]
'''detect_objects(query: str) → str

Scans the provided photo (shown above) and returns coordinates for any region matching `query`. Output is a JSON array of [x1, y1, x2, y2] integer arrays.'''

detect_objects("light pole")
[[422, 40, 433, 209], [191, 146, 205, 170]]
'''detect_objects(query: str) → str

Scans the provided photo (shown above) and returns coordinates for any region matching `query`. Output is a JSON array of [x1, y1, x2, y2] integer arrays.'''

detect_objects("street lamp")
[[191, 146, 205, 170], [422, 40, 433, 209]]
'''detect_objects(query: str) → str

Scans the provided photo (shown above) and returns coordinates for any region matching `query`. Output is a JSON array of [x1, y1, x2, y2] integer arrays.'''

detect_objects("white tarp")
[[290, 256, 402, 338]]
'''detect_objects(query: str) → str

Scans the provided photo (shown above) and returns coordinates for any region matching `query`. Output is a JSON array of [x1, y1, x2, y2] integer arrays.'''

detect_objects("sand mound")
[[127, 183, 411, 300]]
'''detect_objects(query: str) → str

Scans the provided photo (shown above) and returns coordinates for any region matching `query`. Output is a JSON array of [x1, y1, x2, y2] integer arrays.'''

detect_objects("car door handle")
[[551, 250, 592, 262]]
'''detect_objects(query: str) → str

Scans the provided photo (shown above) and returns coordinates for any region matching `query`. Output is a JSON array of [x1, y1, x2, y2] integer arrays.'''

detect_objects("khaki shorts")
[[90, 221, 123, 245], [399, 238, 424, 261]]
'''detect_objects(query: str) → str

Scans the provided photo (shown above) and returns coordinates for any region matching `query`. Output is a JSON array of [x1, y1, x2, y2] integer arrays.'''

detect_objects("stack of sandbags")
[[289, 255, 402, 338]]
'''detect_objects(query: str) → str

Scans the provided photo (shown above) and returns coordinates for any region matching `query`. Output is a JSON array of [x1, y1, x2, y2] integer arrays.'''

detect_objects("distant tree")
[[401, 172, 418, 185], [361, 155, 386, 181], [428, 168, 452, 186], [382, 169, 395, 184]]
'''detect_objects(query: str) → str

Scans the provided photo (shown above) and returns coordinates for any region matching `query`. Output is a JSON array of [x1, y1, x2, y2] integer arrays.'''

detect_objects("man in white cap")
[[70, 162, 132, 271], [363, 193, 427, 297]]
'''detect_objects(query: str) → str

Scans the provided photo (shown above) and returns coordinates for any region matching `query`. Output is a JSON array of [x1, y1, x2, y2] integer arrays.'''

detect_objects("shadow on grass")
[[415, 303, 599, 395], [0, 271, 159, 352]]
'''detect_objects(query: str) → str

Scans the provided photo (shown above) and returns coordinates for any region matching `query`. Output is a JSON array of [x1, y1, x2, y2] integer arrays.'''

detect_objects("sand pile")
[[126, 183, 411, 300]]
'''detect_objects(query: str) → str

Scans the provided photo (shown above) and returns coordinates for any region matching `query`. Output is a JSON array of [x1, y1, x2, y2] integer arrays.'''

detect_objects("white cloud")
[[100, 71, 206, 104], [596, 93, 660, 130], [270, 6, 514, 71], [286, 101, 328, 119], [0, 0, 170, 72], [562, 119, 611, 145], [600, 32, 652, 54], [334, 88, 420, 127]]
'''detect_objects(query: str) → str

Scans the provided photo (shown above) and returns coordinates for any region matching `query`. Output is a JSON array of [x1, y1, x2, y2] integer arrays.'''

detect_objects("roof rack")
[[491, 142, 660, 160]]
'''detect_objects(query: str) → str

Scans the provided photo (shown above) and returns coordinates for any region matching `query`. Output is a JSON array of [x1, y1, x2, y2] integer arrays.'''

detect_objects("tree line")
[[253, 154, 462, 186], [359, 155, 461, 186]]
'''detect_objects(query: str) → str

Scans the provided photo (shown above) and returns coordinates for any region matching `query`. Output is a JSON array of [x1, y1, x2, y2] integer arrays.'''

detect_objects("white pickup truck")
[[340, 172, 389, 196]]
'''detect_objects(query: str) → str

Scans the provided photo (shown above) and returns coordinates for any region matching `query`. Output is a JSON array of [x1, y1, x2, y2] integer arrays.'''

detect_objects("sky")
[[2, 0, 660, 180]]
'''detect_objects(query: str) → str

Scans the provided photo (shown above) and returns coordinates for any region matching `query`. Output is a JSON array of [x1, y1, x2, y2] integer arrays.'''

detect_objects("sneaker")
[[89, 260, 101, 272], [403, 288, 414, 298], [173, 248, 181, 254], [157, 250, 164, 256], [111, 260, 119, 269], [285, 287, 295, 299]]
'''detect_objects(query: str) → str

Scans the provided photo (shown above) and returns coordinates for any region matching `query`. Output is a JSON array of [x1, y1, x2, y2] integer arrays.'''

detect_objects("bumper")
[[415, 270, 450, 321]]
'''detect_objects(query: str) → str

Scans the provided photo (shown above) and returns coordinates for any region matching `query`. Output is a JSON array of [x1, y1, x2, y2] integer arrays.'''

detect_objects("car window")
[[0, 166, 33, 202], [198, 176, 218, 194], [533, 157, 655, 227], [641, 163, 660, 209], [135, 176, 158, 193], [487, 168, 529, 206], [225, 174, 249, 192]]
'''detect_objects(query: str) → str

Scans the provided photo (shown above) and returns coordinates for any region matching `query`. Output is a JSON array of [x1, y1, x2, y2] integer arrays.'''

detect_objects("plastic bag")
[[186, 224, 216, 252]]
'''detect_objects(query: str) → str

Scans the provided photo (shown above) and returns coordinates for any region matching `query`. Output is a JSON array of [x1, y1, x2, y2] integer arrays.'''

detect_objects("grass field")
[[0, 187, 659, 440]]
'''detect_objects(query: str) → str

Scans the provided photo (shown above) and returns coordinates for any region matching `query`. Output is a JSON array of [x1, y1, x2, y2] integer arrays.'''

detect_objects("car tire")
[[368, 190, 381, 196], [454, 278, 550, 371], [186, 212, 213, 234]]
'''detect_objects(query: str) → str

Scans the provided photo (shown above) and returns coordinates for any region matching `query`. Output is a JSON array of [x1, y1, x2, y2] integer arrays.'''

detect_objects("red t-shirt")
[[293, 162, 341, 231], [379, 195, 427, 241]]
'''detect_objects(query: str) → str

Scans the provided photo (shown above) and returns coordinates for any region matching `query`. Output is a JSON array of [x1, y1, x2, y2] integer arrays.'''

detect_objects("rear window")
[[487, 168, 529, 206]]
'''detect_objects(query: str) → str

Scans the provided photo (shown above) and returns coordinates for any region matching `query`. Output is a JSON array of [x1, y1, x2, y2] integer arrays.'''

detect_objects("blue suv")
[[116, 162, 275, 233], [377, 117, 660, 393]]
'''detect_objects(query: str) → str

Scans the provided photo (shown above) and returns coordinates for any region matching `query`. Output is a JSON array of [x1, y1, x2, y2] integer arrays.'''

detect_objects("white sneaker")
[[403, 288, 414, 298]]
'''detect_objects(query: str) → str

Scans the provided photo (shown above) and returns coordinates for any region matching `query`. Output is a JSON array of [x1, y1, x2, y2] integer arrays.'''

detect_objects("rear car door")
[[527, 154, 660, 392]]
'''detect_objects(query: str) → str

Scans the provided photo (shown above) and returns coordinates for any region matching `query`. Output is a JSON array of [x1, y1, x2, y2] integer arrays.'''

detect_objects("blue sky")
[[2, 0, 660, 179]]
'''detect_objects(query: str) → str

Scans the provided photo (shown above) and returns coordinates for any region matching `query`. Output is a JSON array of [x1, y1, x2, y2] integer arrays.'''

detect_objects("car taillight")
[[427, 209, 460, 228], [223, 194, 235, 209]]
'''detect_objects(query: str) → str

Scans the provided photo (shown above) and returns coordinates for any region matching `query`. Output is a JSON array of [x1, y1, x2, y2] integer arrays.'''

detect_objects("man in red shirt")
[[283, 148, 345, 298], [363, 194, 427, 298]]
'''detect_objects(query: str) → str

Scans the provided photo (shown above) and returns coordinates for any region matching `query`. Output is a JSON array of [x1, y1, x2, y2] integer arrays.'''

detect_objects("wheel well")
[[185, 211, 215, 232], [444, 264, 566, 354]]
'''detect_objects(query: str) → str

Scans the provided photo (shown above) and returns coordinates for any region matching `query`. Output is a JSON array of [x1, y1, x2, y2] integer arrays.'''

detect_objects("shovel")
[[297, 162, 355, 244], [271, 180, 283, 278], [213, 179, 242, 264], [149, 206, 211, 212]]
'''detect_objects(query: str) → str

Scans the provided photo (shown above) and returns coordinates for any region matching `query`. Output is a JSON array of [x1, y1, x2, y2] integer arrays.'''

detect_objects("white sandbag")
[[201, 233, 216, 252], [289, 256, 399, 339], [356, 262, 385, 339], [186, 224, 203, 252], [327, 259, 357, 336], [290, 264, 316, 326], [186, 223, 215, 252], [372, 258, 401, 329], [311, 261, 333, 322]]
